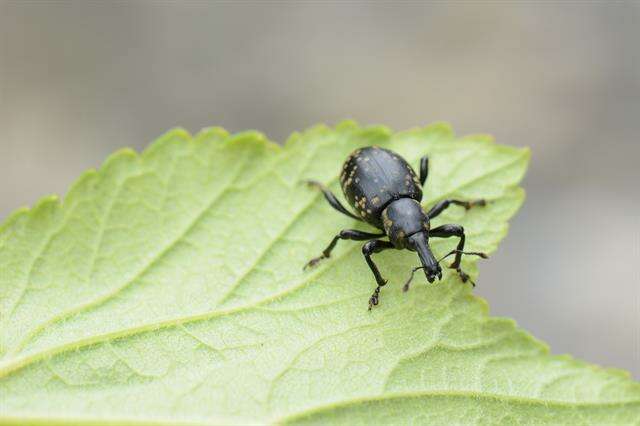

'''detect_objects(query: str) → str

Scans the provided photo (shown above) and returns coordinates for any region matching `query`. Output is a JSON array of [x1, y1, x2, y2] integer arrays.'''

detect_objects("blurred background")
[[1, 1, 638, 377]]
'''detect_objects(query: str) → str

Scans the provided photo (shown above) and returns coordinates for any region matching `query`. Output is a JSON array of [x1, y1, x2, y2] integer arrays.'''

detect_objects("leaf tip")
[[395, 122, 455, 143], [461, 133, 495, 145], [358, 124, 393, 141], [471, 293, 491, 315], [335, 119, 360, 132], [195, 126, 230, 142], [0, 206, 30, 234], [424, 121, 455, 137], [229, 130, 280, 152], [284, 130, 302, 147], [159, 127, 193, 142], [29, 195, 60, 221], [99, 147, 141, 175]]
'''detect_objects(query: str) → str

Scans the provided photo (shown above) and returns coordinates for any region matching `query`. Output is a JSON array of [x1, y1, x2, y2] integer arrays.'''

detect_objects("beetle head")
[[381, 198, 441, 282], [407, 232, 442, 283]]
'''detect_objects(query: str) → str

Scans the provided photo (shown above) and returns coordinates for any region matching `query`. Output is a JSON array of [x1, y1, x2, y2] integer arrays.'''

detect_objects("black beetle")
[[304, 146, 488, 309]]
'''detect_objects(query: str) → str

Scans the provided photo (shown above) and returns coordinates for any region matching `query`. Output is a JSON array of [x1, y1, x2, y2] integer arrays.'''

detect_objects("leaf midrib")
[[276, 390, 640, 425], [2, 389, 638, 426]]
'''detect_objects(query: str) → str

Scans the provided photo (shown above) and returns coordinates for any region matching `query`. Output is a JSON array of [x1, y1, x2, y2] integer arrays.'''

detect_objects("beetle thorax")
[[381, 198, 430, 248]]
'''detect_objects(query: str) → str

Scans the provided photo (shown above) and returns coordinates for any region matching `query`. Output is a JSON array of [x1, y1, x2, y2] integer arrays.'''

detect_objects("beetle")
[[304, 146, 488, 309]]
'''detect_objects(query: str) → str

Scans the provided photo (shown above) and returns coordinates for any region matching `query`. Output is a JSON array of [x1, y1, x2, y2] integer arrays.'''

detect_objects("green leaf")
[[0, 122, 638, 425]]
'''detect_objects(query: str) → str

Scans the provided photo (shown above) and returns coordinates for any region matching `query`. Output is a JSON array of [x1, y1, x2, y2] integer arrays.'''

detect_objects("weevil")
[[304, 146, 488, 309]]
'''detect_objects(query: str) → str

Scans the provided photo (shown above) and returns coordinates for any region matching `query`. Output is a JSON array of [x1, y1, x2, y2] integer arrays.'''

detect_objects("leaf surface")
[[0, 122, 638, 425]]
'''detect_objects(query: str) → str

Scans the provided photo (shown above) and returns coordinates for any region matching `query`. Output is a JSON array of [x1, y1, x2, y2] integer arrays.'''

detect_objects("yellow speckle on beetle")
[[382, 209, 393, 231]]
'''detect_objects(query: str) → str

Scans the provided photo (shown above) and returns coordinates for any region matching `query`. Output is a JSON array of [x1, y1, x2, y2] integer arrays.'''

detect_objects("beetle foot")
[[303, 254, 328, 270], [368, 286, 381, 310], [453, 267, 476, 287], [403, 266, 425, 292], [465, 199, 487, 210], [305, 180, 321, 189]]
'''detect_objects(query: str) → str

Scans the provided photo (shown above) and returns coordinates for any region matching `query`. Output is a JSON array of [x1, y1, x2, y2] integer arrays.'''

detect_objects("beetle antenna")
[[403, 250, 489, 292], [437, 249, 488, 264], [402, 266, 425, 293]]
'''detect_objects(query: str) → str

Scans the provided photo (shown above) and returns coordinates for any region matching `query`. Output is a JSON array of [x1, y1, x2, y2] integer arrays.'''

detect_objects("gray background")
[[1, 1, 638, 378]]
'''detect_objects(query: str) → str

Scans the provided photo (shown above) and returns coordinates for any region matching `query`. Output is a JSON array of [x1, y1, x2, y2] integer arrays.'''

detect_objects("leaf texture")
[[0, 122, 638, 425]]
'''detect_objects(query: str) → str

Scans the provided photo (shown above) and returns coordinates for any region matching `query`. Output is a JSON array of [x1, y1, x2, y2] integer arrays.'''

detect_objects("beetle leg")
[[305, 180, 362, 221], [429, 224, 487, 287], [304, 229, 385, 270], [427, 198, 486, 219], [419, 155, 429, 187], [362, 239, 395, 309]]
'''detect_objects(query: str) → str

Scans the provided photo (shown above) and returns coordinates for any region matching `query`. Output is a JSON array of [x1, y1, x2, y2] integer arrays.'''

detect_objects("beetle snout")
[[424, 264, 443, 283]]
